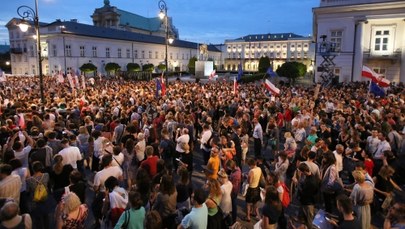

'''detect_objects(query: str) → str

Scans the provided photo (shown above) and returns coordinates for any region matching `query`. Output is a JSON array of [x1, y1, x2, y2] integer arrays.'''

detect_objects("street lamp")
[[158, 0, 174, 86], [17, 0, 45, 105]]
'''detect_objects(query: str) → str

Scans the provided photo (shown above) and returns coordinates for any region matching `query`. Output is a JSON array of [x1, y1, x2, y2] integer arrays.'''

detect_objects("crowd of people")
[[0, 74, 404, 229]]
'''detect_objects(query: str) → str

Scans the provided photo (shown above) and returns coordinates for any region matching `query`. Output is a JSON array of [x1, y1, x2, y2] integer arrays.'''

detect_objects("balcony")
[[364, 50, 401, 61]]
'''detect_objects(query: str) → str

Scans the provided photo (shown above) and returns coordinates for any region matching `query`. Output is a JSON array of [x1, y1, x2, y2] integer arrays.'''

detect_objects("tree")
[[276, 61, 307, 84], [126, 63, 141, 72], [104, 62, 121, 76], [79, 63, 97, 73], [142, 63, 154, 72], [157, 63, 166, 72], [258, 56, 271, 73], [187, 56, 197, 74]]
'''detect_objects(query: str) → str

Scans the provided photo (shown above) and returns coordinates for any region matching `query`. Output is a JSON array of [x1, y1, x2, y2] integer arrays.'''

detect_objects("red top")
[[364, 158, 374, 177], [140, 155, 159, 177]]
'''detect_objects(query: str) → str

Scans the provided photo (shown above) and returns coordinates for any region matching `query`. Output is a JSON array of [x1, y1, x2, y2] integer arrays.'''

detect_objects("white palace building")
[[313, 0, 405, 83]]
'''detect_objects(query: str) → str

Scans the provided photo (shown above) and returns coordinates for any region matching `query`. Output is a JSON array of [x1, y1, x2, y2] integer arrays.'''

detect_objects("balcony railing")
[[10, 48, 24, 54]]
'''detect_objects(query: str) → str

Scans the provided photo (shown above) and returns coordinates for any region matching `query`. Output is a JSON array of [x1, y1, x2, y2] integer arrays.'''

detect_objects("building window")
[[182, 53, 184, 60], [141, 50, 145, 59], [80, 46, 85, 57], [330, 30, 343, 51], [29, 45, 35, 57], [372, 67, 386, 75], [52, 45, 57, 57], [65, 45, 71, 57], [126, 49, 130, 58], [92, 46, 97, 57], [118, 48, 122, 58], [374, 30, 389, 51], [155, 51, 159, 59], [170, 53, 173, 60], [148, 51, 152, 59], [106, 48, 110, 58], [134, 50, 138, 59]]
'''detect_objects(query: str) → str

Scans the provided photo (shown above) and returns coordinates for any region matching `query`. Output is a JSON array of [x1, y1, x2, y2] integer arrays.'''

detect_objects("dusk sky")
[[0, 0, 319, 45]]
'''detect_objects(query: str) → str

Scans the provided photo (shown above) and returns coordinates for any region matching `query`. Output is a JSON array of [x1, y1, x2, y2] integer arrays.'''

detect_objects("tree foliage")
[[276, 61, 307, 84], [187, 56, 198, 74], [258, 56, 271, 73], [126, 63, 141, 72], [79, 63, 97, 73], [142, 63, 154, 72], [104, 62, 121, 75], [157, 63, 166, 71]]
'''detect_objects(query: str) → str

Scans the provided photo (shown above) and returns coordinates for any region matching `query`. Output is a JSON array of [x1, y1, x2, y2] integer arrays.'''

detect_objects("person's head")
[[388, 203, 405, 223], [322, 151, 336, 167], [246, 157, 256, 168], [379, 165, 395, 178], [177, 167, 189, 184], [113, 146, 121, 156], [62, 192, 81, 213], [12, 141, 23, 152], [284, 132, 292, 139], [8, 158, 22, 171], [226, 159, 237, 171], [265, 186, 280, 206], [277, 151, 288, 162], [267, 171, 279, 185], [307, 151, 317, 160], [36, 138, 47, 148], [191, 188, 207, 206], [78, 126, 88, 135], [32, 161, 44, 173], [336, 194, 353, 215], [69, 170, 82, 184], [160, 174, 175, 195], [145, 145, 154, 156], [298, 162, 311, 175], [210, 146, 219, 157], [101, 154, 113, 168], [104, 176, 119, 192], [145, 210, 162, 229], [352, 170, 365, 183], [128, 191, 143, 210], [218, 169, 228, 184], [137, 133, 145, 141], [0, 200, 19, 221], [206, 178, 222, 197], [335, 144, 344, 154], [53, 154, 63, 164]]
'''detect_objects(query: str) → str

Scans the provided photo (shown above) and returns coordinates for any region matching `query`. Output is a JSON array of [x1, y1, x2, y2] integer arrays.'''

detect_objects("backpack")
[[279, 182, 291, 208], [33, 175, 48, 202]]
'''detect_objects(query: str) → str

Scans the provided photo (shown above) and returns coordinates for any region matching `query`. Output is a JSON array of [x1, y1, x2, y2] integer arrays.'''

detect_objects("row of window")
[[52, 45, 194, 60], [228, 52, 308, 59], [227, 43, 309, 51]]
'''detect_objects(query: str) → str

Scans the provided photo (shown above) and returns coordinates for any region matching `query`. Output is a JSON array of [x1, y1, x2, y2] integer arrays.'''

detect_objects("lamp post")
[[17, 0, 45, 105], [158, 0, 174, 86]]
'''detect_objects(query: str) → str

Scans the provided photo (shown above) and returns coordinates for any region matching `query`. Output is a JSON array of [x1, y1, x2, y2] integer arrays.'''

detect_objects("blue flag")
[[237, 64, 243, 82], [156, 78, 162, 97], [266, 66, 277, 77], [370, 81, 385, 97]]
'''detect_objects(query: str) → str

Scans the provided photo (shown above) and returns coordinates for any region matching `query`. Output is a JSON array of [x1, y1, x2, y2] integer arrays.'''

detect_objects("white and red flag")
[[233, 77, 238, 95], [264, 79, 280, 96], [160, 72, 166, 96], [209, 70, 217, 81], [362, 65, 390, 87]]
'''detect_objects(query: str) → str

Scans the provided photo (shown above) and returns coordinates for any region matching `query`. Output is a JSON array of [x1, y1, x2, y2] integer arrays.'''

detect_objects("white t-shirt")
[[333, 151, 343, 172], [220, 181, 233, 214], [14, 146, 32, 168], [176, 134, 190, 153], [111, 153, 124, 167], [58, 146, 82, 169], [93, 166, 123, 192]]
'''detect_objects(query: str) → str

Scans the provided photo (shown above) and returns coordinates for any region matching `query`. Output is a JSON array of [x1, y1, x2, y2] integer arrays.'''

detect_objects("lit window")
[[118, 48, 122, 58], [330, 30, 343, 51], [126, 49, 130, 58], [65, 45, 71, 57], [92, 46, 97, 57], [80, 46, 85, 57]]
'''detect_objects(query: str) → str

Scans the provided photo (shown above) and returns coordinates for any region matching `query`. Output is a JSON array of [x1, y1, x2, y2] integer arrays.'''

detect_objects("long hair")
[[160, 174, 176, 195]]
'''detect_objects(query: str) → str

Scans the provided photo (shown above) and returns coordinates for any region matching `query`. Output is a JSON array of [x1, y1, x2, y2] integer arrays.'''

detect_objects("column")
[[400, 24, 405, 83], [352, 22, 364, 82]]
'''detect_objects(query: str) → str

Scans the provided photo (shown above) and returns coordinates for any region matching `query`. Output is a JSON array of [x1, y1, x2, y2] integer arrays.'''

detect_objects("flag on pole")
[[209, 70, 216, 81], [362, 65, 390, 87], [81, 74, 86, 90], [57, 70, 64, 84], [264, 79, 280, 96], [266, 66, 277, 77], [237, 64, 243, 82], [156, 77, 162, 97], [369, 81, 386, 97], [233, 77, 238, 95], [160, 72, 166, 96]]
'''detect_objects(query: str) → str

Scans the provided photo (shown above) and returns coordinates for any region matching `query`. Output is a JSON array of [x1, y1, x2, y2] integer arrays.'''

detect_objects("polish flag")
[[362, 65, 390, 87], [233, 77, 238, 95], [209, 70, 216, 80], [160, 72, 166, 96], [264, 79, 280, 96]]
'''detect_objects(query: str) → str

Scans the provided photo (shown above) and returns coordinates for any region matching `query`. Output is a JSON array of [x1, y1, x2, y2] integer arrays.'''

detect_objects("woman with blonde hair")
[[205, 178, 223, 229], [135, 133, 146, 162], [77, 126, 90, 169], [350, 170, 373, 229], [284, 132, 297, 159], [55, 192, 89, 229]]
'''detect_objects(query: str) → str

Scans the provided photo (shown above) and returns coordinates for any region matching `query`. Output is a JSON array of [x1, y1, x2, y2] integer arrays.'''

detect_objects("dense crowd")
[[0, 75, 404, 229]]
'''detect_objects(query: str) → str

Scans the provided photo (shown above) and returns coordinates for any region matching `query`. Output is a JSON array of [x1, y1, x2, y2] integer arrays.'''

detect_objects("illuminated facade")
[[313, 0, 405, 83], [224, 33, 315, 72]]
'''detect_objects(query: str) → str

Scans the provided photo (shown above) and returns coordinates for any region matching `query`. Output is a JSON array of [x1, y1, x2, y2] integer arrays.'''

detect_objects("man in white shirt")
[[58, 139, 82, 169], [373, 132, 391, 175], [333, 144, 344, 174], [0, 164, 22, 203], [252, 118, 263, 157], [200, 124, 212, 165], [9, 131, 34, 168], [366, 129, 380, 155]]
